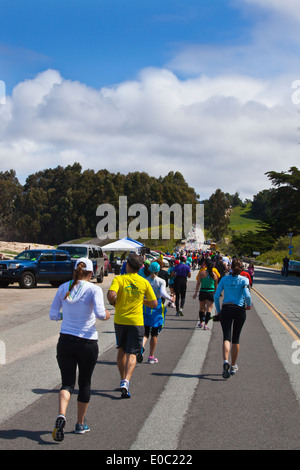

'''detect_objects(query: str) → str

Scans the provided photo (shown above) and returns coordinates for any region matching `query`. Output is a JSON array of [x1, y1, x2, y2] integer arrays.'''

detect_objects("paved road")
[[0, 268, 299, 453]]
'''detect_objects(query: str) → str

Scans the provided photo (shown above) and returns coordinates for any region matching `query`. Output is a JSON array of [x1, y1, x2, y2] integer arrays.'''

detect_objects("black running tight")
[[56, 333, 99, 403], [220, 304, 246, 344]]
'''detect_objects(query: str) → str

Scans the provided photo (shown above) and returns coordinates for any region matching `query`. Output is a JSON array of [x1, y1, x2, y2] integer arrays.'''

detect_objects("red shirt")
[[240, 271, 252, 286]]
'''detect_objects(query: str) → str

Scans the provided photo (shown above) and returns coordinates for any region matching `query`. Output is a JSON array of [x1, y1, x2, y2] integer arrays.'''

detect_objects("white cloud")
[[240, 0, 300, 22], [168, 0, 300, 84], [0, 67, 299, 201]]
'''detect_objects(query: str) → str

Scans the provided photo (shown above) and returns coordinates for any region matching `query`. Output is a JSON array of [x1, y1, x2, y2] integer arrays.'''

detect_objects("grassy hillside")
[[229, 203, 262, 234]]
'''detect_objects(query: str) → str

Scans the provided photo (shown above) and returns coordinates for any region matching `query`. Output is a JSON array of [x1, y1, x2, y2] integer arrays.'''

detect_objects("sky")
[[0, 0, 299, 201]]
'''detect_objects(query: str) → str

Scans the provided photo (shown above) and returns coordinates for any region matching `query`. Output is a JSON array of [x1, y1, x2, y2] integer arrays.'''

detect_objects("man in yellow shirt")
[[107, 253, 157, 398]]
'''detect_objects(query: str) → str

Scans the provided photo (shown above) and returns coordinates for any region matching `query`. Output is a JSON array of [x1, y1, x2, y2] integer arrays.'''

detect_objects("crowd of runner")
[[49, 246, 252, 442]]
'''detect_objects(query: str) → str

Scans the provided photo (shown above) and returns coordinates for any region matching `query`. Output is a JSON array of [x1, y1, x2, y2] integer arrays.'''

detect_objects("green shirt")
[[200, 275, 216, 292]]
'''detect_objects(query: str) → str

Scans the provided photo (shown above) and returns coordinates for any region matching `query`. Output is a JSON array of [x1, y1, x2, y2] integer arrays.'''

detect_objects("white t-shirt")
[[49, 280, 106, 340], [146, 275, 172, 301]]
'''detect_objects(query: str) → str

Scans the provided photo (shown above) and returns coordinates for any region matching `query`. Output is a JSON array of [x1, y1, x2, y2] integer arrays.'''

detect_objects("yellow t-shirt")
[[197, 267, 220, 281], [109, 273, 156, 326]]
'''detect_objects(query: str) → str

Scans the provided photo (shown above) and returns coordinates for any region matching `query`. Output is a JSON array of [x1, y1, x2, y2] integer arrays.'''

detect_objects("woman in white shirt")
[[49, 258, 110, 442]]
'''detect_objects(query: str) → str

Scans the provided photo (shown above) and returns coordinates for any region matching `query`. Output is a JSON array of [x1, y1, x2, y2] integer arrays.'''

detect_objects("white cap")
[[74, 257, 93, 272]]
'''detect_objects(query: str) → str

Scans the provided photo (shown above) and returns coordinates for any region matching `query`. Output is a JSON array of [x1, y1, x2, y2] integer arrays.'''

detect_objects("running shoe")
[[203, 325, 209, 330], [179, 309, 184, 316], [120, 380, 131, 398], [230, 364, 238, 375], [148, 356, 159, 364], [197, 322, 203, 328], [52, 415, 66, 442], [136, 346, 145, 363], [75, 419, 90, 434], [222, 361, 231, 379]]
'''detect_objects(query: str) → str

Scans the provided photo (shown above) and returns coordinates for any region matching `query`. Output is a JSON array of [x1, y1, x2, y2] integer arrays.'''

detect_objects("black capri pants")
[[56, 333, 99, 403], [220, 304, 246, 344]]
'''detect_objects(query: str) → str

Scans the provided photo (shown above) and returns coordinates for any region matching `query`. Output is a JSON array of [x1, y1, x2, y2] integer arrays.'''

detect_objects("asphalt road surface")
[[0, 267, 299, 454]]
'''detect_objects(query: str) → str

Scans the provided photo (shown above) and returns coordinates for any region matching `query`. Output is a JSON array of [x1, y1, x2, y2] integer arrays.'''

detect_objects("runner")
[[107, 253, 157, 398], [193, 258, 218, 329], [139, 261, 174, 364], [171, 256, 191, 316], [214, 258, 251, 379], [247, 263, 255, 285], [138, 259, 151, 278], [214, 255, 228, 279], [167, 260, 177, 308], [49, 258, 110, 442]]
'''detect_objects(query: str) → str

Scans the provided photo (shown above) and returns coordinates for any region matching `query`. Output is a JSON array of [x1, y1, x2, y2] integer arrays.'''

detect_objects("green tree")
[[204, 189, 230, 241], [0, 170, 22, 239], [265, 166, 300, 236], [231, 230, 275, 257]]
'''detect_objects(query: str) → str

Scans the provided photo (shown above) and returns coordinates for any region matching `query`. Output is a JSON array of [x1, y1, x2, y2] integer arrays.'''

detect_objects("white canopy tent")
[[101, 237, 144, 253]]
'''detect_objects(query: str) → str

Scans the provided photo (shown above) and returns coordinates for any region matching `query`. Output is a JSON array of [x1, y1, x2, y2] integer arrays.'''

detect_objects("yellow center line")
[[252, 287, 300, 341]]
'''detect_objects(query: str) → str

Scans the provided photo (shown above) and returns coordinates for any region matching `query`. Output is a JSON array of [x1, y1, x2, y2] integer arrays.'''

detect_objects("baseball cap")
[[75, 257, 93, 272]]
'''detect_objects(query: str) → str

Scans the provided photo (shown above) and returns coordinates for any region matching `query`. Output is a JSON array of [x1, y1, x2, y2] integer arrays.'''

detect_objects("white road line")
[[131, 323, 212, 450]]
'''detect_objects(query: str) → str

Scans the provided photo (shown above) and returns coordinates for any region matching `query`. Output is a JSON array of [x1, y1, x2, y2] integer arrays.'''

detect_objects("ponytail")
[[205, 258, 214, 278], [231, 258, 243, 276], [64, 262, 87, 300]]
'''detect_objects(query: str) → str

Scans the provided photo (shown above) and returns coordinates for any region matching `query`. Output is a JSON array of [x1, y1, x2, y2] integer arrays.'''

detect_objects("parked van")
[[57, 243, 105, 283]]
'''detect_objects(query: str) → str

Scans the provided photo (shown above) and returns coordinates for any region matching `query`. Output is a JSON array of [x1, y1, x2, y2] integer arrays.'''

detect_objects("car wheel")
[[19, 271, 36, 289]]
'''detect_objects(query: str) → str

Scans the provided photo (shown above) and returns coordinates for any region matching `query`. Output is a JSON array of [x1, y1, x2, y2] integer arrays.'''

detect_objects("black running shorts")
[[114, 324, 145, 354], [199, 290, 214, 302]]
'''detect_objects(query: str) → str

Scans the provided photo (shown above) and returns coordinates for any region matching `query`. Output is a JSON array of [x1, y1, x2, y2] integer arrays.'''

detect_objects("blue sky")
[[1, 0, 254, 92], [0, 0, 299, 200]]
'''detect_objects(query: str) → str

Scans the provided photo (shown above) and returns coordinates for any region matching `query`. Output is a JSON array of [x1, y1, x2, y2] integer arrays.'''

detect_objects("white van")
[[57, 244, 105, 283]]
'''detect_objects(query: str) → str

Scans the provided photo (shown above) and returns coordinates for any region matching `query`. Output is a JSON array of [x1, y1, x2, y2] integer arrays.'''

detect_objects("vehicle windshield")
[[15, 251, 43, 261], [58, 246, 88, 258]]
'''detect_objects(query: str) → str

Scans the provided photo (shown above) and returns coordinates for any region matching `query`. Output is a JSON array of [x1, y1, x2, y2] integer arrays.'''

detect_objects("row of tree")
[[0, 165, 200, 245], [0, 164, 299, 251]]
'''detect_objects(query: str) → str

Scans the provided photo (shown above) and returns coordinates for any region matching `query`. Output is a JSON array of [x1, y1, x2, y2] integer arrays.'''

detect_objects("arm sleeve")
[[49, 288, 63, 321], [160, 279, 172, 301], [93, 286, 106, 319], [214, 277, 224, 313], [243, 283, 252, 307]]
